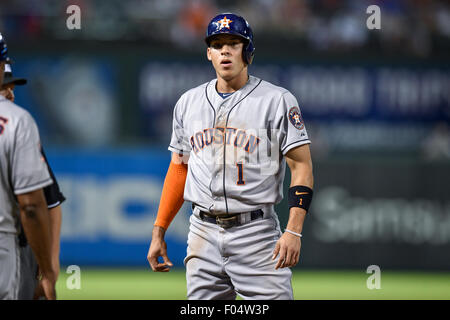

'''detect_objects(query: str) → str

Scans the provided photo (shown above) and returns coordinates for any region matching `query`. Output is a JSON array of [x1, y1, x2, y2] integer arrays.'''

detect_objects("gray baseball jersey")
[[168, 75, 310, 215], [0, 96, 53, 234]]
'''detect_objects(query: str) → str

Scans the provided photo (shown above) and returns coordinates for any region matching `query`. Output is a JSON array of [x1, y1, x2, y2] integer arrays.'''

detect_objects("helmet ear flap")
[[244, 40, 255, 65], [243, 50, 253, 65], [0, 33, 8, 63], [247, 53, 254, 65]]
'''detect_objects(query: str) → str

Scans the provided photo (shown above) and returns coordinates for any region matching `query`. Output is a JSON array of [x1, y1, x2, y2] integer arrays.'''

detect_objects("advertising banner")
[[48, 149, 450, 270], [140, 62, 450, 152]]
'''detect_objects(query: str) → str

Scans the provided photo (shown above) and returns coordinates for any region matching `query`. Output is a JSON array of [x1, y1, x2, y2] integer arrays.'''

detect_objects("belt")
[[195, 206, 264, 229]]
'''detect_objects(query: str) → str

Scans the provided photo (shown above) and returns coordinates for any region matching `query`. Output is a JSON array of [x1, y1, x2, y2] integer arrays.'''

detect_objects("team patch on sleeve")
[[288, 107, 304, 130]]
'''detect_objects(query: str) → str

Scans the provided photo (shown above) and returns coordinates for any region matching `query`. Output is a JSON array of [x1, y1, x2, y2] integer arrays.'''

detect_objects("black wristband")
[[288, 186, 313, 212]]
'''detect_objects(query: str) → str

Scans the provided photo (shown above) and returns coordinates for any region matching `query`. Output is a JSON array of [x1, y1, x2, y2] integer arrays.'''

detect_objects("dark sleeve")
[[41, 146, 66, 208]]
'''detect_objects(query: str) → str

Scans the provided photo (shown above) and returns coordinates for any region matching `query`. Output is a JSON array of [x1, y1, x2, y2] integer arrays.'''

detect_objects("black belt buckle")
[[197, 206, 264, 229], [215, 215, 239, 229]]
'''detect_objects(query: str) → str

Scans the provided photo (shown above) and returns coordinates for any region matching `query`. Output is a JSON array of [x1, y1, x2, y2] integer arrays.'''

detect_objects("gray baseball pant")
[[0, 232, 20, 300], [184, 207, 293, 300], [18, 244, 39, 300]]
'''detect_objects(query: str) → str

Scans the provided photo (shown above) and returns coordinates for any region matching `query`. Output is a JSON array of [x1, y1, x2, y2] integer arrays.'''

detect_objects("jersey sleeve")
[[168, 97, 191, 155], [12, 112, 53, 195], [41, 146, 66, 208], [276, 91, 311, 155]]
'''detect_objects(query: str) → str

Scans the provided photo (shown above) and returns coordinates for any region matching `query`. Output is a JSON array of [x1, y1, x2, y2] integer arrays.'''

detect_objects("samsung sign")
[[47, 148, 450, 269]]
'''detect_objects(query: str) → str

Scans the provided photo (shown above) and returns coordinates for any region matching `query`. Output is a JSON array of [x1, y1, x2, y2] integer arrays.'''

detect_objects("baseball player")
[[147, 13, 314, 300], [0, 33, 56, 300], [0, 61, 66, 299]]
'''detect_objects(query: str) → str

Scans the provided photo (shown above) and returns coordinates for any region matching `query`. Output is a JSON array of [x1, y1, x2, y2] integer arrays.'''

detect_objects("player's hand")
[[34, 261, 60, 300], [34, 270, 57, 300], [33, 281, 45, 300], [40, 274, 57, 300], [272, 232, 301, 270], [147, 226, 173, 272], [34, 266, 57, 300]]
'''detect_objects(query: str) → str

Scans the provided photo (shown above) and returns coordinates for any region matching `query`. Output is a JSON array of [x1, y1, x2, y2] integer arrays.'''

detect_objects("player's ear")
[[206, 47, 212, 61], [7, 87, 14, 102]]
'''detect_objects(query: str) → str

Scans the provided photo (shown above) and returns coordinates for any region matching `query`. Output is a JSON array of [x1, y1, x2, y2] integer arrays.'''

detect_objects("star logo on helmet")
[[217, 16, 233, 29]]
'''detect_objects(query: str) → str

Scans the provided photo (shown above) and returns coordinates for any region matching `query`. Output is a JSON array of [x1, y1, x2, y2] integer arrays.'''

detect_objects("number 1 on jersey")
[[236, 162, 245, 185]]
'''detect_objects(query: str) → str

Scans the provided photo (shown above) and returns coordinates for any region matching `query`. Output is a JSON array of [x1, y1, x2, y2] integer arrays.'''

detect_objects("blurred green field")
[[55, 268, 450, 300]]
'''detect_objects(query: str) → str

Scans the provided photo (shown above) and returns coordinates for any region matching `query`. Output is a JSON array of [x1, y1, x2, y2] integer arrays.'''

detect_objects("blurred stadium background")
[[1, 0, 449, 299]]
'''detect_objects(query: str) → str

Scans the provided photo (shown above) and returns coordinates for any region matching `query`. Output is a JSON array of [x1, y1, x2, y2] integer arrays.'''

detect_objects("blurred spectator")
[[0, 0, 448, 58], [422, 122, 450, 160], [275, 0, 310, 36], [170, 0, 217, 48]]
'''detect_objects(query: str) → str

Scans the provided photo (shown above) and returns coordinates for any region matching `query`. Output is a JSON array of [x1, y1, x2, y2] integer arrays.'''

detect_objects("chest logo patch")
[[288, 107, 304, 130]]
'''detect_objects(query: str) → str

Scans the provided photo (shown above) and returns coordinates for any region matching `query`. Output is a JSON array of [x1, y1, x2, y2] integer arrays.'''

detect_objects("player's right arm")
[[17, 189, 56, 300], [147, 152, 189, 272]]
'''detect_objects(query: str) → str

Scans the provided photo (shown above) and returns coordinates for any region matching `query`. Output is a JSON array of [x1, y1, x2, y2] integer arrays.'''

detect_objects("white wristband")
[[285, 229, 302, 238]]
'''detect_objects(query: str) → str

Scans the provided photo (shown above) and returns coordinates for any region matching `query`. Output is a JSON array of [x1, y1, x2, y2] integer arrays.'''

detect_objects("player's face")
[[207, 34, 247, 82]]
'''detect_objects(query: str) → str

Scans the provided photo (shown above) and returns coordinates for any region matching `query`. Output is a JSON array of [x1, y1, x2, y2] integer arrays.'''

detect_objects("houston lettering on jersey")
[[190, 127, 260, 153]]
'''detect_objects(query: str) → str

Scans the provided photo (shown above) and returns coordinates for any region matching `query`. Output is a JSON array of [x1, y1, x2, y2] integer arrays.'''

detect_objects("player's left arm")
[[48, 205, 62, 277], [40, 146, 65, 279], [273, 143, 313, 269], [31, 147, 65, 299]]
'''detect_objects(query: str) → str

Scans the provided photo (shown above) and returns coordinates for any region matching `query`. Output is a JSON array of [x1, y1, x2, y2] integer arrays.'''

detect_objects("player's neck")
[[216, 70, 249, 93]]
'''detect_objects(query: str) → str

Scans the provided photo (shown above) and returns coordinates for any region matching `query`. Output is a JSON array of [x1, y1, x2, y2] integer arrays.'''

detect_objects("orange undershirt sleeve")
[[153, 161, 188, 230]]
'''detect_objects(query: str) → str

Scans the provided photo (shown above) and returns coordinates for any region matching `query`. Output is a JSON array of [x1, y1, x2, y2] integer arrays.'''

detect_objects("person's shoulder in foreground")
[[0, 94, 34, 121]]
